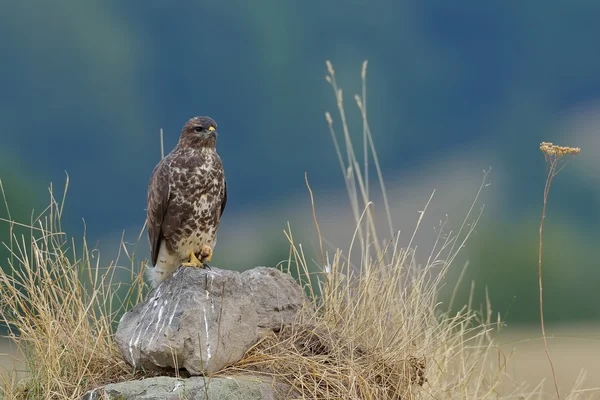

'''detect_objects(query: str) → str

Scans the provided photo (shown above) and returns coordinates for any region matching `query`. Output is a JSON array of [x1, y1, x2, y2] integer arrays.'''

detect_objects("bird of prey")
[[146, 116, 227, 288]]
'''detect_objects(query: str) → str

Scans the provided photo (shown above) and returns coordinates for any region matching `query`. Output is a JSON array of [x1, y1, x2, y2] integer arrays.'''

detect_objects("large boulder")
[[115, 266, 307, 375], [83, 376, 296, 400]]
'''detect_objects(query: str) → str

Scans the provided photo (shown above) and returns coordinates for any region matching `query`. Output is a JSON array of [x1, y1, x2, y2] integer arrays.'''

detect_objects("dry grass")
[[0, 180, 153, 398], [219, 61, 514, 399], [0, 62, 596, 399]]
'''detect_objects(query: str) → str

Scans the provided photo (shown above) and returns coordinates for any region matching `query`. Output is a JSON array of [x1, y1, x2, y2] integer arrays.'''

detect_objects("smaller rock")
[[83, 376, 296, 400], [115, 266, 307, 375]]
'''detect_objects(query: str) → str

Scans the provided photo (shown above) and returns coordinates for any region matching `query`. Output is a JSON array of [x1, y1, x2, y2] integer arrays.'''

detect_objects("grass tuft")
[[220, 61, 518, 399], [0, 181, 152, 399]]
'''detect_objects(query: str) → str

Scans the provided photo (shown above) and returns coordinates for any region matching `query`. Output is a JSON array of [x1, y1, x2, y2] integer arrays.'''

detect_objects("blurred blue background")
[[1, 1, 599, 324]]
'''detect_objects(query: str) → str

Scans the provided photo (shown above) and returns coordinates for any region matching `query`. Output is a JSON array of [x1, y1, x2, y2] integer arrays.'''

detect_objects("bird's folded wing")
[[147, 160, 171, 266]]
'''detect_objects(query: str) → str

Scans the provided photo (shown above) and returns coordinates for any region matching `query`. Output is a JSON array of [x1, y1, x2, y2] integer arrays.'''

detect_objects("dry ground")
[[496, 323, 600, 396], [0, 338, 24, 376]]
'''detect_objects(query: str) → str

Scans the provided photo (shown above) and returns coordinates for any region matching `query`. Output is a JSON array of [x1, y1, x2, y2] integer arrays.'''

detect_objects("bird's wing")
[[147, 158, 171, 266], [220, 180, 227, 218]]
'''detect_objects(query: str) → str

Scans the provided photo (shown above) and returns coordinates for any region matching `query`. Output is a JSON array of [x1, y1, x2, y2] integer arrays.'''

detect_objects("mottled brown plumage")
[[146, 116, 227, 287]]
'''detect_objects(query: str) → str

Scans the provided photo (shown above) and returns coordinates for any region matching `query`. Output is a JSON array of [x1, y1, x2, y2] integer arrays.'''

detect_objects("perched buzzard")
[[146, 116, 227, 288]]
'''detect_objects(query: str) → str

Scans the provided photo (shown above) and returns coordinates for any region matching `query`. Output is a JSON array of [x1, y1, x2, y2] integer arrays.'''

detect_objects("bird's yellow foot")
[[181, 251, 205, 269], [200, 244, 213, 265]]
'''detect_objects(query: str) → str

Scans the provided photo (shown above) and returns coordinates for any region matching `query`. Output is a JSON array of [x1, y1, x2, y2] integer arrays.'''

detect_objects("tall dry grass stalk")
[[0, 179, 150, 399], [537, 142, 581, 400]]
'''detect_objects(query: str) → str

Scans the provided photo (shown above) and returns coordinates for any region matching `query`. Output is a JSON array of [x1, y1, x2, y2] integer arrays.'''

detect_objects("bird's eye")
[[194, 126, 204, 133]]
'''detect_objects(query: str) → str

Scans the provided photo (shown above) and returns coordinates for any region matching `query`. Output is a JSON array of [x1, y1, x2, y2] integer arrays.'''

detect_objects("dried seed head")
[[326, 60, 335, 76], [540, 142, 581, 157]]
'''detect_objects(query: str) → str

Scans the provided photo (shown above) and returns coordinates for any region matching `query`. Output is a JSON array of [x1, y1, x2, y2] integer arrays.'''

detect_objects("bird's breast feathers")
[[168, 149, 223, 198]]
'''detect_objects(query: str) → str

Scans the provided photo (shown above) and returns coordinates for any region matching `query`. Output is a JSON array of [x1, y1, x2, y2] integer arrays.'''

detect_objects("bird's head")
[[179, 116, 219, 149]]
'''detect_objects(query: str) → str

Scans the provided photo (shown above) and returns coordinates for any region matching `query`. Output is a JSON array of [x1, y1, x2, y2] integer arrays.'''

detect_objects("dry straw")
[[0, 179, 153, 398]]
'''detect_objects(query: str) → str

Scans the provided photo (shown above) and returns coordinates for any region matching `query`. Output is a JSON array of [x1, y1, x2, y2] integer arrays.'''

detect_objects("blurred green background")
[[1, 1, 599, 325]]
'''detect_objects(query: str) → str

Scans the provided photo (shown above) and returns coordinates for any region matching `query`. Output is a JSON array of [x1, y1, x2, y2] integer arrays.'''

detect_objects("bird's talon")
[[200, 244, 213, 263], [181, 251, 205, 269]]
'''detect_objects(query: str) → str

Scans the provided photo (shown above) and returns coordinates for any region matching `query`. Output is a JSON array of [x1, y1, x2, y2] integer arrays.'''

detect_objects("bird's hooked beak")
[[207, 125, 218, 138]]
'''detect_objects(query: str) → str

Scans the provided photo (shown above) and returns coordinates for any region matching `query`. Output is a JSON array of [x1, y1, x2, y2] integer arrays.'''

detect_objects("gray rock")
[[115, 266, 306, 376], [83, 376, 296, 400], [241, 267, 306, 335]]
